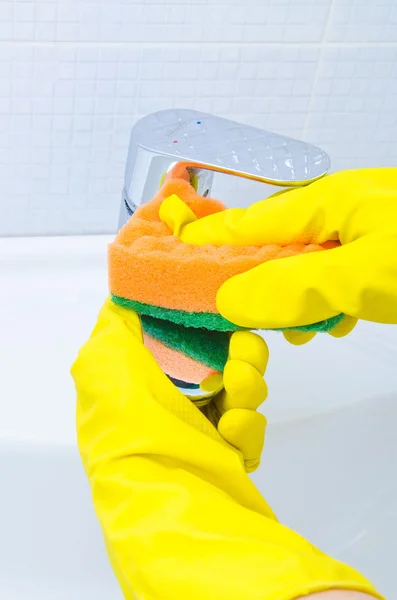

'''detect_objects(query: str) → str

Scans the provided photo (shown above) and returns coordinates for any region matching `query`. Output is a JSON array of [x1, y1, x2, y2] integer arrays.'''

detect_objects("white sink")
[[0, 235, 396, 599]]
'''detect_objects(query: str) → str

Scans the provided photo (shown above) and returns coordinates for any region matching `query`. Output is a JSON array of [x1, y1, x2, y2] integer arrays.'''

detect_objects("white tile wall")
[[305, 46, 397, 170], [326, 0, 397, 43], [0, 0, 396, 236]]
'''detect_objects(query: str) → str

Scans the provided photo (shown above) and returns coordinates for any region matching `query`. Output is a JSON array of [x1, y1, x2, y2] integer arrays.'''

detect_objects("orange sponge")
[[109, 177, 338, 317], [143, 333, 219, 385]]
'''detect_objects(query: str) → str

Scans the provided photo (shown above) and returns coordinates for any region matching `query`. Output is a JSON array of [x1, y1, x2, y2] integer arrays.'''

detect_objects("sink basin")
[[0, 235, 395, 599]]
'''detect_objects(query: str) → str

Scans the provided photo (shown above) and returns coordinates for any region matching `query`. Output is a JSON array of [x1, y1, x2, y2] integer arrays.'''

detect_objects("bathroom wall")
[[1, 0, 396, 236]]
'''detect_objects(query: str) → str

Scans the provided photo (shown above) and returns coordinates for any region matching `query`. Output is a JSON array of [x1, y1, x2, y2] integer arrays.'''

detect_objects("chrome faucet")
[[120, 109, 330, 227]]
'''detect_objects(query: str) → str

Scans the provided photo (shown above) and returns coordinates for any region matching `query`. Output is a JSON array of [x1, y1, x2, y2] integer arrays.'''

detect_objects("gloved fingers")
[[215, 359, 268, 413], [218, 409, 267, 473], [228, 330, 269, 376], [216, 247, 340, 329], [159, 193, 198, 236], [177, 168, 397, 248], [282, 331, 317, 346], [282, 316, 358, 345], [217, 232, 397, 329], [176, 172, 340, 247], [215, 331, 268, 413], [207, 332, 269, 472], [329, 314, 358, 338]]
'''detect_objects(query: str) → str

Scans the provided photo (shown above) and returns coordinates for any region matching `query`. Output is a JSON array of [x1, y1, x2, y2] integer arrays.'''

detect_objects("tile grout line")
[[302, 0, 338, 141], [0, 40, 397, 48]]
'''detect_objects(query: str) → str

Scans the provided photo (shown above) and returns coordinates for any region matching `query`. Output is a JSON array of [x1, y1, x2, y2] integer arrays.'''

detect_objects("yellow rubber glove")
[[176, 168, 397, 342], [71, 299, 382, 600]]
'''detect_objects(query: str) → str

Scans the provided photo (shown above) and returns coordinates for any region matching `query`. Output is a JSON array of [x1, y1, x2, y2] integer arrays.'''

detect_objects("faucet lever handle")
[[121, 109, 330, 227]]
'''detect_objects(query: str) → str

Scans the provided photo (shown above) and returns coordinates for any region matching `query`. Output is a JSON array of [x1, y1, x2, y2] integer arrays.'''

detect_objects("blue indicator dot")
[[196, 121, 201, 124]]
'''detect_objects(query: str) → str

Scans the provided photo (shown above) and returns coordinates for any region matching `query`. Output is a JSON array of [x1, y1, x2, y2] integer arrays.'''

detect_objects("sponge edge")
[[140, 313, 230, 372], [112, 294, 345, 334], [143, 333, 220, 385]]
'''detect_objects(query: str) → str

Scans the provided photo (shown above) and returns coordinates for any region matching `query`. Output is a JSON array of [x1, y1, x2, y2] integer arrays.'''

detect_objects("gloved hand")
[[72, 298, 381, 600], [177, 168, 397, 344]]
